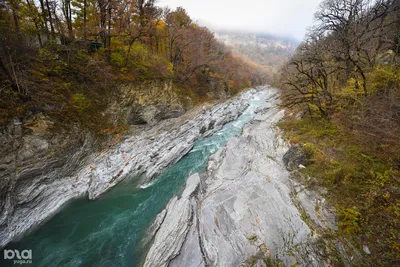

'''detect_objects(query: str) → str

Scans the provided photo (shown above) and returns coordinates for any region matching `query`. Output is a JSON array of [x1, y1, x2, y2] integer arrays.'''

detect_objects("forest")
[[1, 0, 400, 265], [276, 0, 400, 265], [0, 0, 268, 130]]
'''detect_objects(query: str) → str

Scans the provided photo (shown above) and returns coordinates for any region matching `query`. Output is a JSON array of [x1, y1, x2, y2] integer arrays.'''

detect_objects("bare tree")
[[315, 0, 397, 96]]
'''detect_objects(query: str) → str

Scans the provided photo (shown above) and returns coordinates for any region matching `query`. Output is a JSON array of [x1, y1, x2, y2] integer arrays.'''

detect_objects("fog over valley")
[[158, 0, 323, 40], [0, 0, 399, 266]]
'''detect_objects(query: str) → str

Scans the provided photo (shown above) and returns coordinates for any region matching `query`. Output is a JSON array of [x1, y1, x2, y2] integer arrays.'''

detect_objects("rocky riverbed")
[[143, 95, 337, 267], [0, 89, 259, 248]]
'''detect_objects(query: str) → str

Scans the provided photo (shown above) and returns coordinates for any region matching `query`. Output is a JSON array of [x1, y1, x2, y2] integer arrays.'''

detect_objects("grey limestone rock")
[[0, 89, 255, 248], [144, 91, 336, 267]]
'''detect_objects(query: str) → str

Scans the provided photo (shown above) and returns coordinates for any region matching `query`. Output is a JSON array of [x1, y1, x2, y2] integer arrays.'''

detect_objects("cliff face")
[[0, 114, 94, 247], [0, 87, 256, 248]]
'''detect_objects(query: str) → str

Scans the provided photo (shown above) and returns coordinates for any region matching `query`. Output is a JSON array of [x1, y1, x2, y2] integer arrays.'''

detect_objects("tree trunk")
[[98, 0, 107, 46], [67, 0, 74, 40], [106, 1, 112, 62], [11, 7, 20, 33], [45, 0, 55, 38], [26, 0, 43, 47], [83, 0, 87, 40], [38, 0, 50, 40]]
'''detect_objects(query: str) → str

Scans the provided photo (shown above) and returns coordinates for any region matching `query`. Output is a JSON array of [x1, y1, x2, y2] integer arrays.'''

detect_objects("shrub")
[[338, 208, 361, 235], [71, 93, 91, 114]]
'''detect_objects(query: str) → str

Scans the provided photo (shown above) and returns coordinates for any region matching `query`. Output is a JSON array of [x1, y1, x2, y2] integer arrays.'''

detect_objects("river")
[[3, 89, 275, 267]]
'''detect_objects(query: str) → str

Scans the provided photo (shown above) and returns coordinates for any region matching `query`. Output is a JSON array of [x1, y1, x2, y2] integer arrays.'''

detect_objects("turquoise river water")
[[2, 90, 271, 267]]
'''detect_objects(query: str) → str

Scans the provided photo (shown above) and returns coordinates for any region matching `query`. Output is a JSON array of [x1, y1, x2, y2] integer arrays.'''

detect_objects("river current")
[[3, 89, 273, 267]]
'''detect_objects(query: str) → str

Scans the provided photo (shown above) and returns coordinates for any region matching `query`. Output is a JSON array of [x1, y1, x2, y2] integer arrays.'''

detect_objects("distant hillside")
[[214, 30, 299, 70]]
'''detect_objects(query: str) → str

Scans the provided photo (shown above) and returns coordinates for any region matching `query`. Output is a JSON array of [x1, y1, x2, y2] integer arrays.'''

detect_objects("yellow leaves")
[[339, 78, 364, 101], [339, 64, 398, 98], [338, 208, 361, 235], [367, 64, 399, 95], [368, 169, 392, 188], [307, 103, 324, 117], [154, 20, 167, 31], [110, 51, 125, 67], [71, 93, 91, 115]]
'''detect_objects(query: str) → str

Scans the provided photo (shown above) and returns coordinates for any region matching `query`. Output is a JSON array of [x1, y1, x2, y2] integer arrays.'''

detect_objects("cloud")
[[158, 0, 323, 40]]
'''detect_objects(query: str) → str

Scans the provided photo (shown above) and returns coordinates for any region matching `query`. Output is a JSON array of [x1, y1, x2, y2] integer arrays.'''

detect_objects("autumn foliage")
[[0, 1, 268, 127], [276, 0, 400, 265]]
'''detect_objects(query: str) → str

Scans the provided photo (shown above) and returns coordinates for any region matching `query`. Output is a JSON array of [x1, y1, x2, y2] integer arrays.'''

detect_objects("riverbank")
[[278, 116, 400, 266], [2, 86, 278, 266], [0, 87, 266, 250], [143, 91, 338, 266]]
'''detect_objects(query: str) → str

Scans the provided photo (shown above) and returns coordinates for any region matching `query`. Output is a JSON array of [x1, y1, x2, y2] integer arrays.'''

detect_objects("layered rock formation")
[[144, 97, 336, 266], [0, 89, 258, 248]]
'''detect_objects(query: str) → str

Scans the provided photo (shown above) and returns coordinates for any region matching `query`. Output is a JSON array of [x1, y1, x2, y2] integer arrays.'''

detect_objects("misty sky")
[[158, 0, 323, 40]]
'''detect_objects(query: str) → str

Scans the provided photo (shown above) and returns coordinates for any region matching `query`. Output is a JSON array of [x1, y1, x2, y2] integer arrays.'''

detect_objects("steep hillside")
[[214, 30, 298, 70], [276, 0, 400, 265], [0, 2, 268, 134]]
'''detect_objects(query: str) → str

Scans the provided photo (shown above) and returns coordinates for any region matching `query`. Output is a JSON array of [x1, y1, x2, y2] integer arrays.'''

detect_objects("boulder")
[[282, 145, 310, 171]]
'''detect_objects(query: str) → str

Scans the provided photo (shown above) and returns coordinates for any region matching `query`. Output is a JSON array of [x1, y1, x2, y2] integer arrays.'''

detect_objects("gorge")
[[1, 87, 330, 266]]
